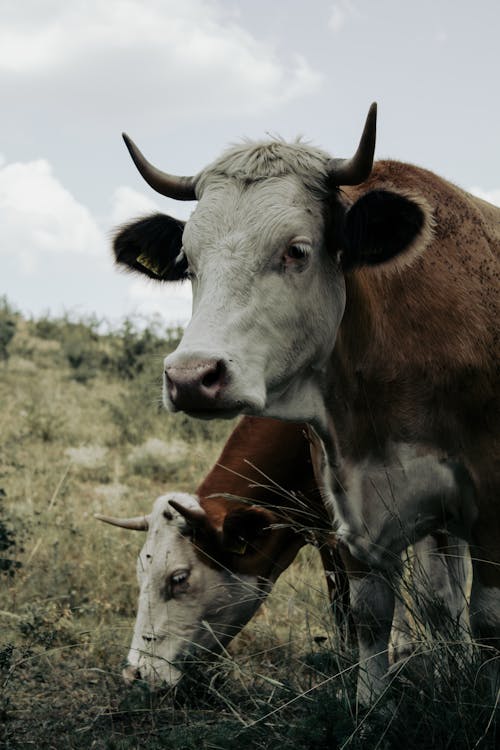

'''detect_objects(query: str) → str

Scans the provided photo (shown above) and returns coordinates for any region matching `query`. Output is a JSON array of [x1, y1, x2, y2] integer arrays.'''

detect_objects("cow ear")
[[113, 213, 187, 281], [341, 189, 432, 271], [222, 506, 276, 556]]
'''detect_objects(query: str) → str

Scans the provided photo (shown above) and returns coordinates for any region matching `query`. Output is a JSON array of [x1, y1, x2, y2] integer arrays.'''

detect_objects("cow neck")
[[196, 417, 327, 527], [323, 269, 383, 461], [325, 263, 447, 460], [192, 417, 332, 575]]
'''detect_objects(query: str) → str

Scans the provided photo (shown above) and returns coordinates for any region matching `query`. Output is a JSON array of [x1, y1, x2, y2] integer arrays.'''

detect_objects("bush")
[[111, 317, 181, 380], [60, 320, 102, 383], [0, 297, 17, 362], [22, 396, 68, 443], [127, 437, 190, 481], [0, 501, 22, 579]]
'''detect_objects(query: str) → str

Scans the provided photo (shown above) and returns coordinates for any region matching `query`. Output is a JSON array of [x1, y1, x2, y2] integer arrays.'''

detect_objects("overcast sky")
[[2, 0, 499, 328]]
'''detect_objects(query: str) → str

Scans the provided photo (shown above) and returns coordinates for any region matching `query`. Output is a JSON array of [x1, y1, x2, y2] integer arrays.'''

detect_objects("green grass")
[[0, 310, 498, 749]]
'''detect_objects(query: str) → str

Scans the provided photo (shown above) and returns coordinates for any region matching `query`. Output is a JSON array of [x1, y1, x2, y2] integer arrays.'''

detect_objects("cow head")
[[96, 492, 292, 689], [114, 104, 432, 428]]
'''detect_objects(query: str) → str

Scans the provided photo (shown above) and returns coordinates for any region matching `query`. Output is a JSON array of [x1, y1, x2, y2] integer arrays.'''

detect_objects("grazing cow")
[[97, 417, 470, 690], [98, 417, 347, 688], [113, 104, 497, 700]]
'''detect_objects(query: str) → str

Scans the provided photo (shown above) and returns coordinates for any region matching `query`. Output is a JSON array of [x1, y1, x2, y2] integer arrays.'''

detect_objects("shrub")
[[127, 437, 190, 481], [60, 320, 102, 383], [0, 492, 22, 578], [22, 397, 67, 443], [0, 297, 17, 362]]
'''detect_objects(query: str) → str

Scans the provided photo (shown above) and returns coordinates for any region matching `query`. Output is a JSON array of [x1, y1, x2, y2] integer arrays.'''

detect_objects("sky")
[[1, 0, 499, 328]]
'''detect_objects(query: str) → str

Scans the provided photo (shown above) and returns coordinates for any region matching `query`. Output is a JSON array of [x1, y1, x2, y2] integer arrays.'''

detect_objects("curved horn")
[[122, 133, 196, 201], [94, 513, 150, 531], [168, 499, 208, 528], [328, 102, 377, 186]]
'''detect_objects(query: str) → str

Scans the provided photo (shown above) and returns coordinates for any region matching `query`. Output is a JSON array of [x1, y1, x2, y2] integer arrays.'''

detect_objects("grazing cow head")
[[114, 104, 432, 427], [96, 492, 289, 689]]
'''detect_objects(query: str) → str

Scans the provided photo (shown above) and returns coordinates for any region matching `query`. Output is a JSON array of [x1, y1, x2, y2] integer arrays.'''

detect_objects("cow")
[[112, 103, 498, 701], [97, 417, 470, 691]]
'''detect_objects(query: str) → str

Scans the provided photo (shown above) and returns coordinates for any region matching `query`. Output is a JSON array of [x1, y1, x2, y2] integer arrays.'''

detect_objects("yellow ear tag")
[[226, 536, 248, 555], [137, 253, 162, 276]]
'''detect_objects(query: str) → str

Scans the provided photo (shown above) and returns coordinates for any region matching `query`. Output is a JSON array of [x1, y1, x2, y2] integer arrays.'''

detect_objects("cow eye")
[[283, 242, 310, 267], [288, 244, 308, 259], [170, 568, 191, 595]]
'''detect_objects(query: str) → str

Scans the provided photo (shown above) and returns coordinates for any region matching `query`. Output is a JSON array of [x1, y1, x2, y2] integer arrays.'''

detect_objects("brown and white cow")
[[113, 104, 498, 701], [98, 417, 348, 687], [97, 417, 470, 691]]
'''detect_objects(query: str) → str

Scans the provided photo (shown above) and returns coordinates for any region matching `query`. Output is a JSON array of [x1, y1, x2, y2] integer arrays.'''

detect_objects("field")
[[0, 300, 498, 749]]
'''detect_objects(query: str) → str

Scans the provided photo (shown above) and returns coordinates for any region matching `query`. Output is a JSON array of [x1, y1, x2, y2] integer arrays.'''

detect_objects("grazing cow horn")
[[122, 133, 197, 201], [94, 513, 150, 531], [328, 102, 377, 186], [168, 499, 208, 528]]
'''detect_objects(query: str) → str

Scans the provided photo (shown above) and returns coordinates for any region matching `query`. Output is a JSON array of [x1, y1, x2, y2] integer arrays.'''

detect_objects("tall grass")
[[0, 308, 497, 748]]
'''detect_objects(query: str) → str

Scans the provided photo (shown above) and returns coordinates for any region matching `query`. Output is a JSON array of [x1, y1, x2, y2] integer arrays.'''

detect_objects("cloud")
[[0, 1, 322, 117], [110, 186, 163, 226], [0, 156, 194, 274], [127, 278, 192, 324], [110, 185, 193, 225], [328, 1, 363, 33], [434, 31, 448, 44], [469, 186, 500, 207], [0, 152, 192, 323], [329, 5, 346, 33], [0, 158, 104, 273]]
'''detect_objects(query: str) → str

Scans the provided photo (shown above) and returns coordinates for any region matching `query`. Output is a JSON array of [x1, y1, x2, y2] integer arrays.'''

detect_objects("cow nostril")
[[142, 635, 157, 643], [165, 357, 230, 410], [202, 360, 225, 389]]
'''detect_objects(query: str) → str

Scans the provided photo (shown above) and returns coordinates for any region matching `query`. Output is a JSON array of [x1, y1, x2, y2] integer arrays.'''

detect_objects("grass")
[[0, 309, 498, 748]]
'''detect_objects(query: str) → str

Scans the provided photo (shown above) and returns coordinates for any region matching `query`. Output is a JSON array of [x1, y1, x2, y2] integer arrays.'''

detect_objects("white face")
[[163, 176, 346, 427], [125, 493, 264, 689]]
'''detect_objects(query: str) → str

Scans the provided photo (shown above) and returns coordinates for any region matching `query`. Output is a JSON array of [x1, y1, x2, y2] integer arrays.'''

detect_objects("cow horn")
[[328, 102, 377, 186], [168, 499, 208, 528], [122, 133, 197, 201], [94, 513, 150, 531]]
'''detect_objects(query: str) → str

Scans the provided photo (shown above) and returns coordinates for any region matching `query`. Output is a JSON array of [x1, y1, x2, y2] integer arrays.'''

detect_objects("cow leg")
[[469, 548, 500, 695], [317, 541, 354, 645], [347, 566, 396, 706], [470, 578, 500, 647], [425, 533, 471, 638], [391, 533, 471, 663]]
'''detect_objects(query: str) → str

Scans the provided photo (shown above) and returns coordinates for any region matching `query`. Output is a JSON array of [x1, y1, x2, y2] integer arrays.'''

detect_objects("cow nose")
[[122, 665, 141, 685], [165, 359, 228, 411]]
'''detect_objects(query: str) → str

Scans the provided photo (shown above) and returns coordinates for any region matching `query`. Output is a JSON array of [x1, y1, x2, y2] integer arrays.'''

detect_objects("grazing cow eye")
[[170, 568, 191, 595]]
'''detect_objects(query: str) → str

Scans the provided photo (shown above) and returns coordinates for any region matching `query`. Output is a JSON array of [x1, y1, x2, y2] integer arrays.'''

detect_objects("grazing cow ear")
[[113, 213, 187, 281], [222, 506, 276, 555], [341, 189, 432, 271]]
